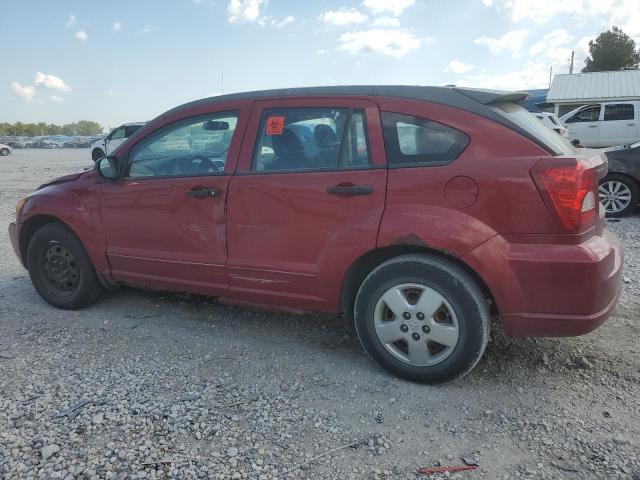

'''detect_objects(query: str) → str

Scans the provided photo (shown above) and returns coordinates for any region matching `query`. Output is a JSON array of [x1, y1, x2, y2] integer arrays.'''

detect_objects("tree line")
[[0, 121, 103, 137]]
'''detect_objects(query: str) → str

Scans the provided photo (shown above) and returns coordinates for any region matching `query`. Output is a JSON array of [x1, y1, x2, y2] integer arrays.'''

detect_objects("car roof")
[[121, 122, 146, 127]]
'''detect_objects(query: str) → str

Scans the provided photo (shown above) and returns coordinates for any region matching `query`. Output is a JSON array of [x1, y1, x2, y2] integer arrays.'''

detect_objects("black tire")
[[599, 174, 638, 217], [27, 222, 103, 310], [0, 148, 9, 156], [92, 148, 105, 161], [354, 254, 489, 383]]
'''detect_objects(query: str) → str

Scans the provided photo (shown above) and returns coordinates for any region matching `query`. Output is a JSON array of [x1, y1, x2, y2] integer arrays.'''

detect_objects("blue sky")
[[2, 0, 639, 130]]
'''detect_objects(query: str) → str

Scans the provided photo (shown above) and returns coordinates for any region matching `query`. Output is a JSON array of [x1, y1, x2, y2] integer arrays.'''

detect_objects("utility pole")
[[569, 50, 575, 74], [549, 66, 553, 88], [221, 72, 224, 95]]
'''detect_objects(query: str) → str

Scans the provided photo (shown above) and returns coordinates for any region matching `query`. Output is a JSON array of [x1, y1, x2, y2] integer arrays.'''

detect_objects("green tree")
[[583, 26, 640, 72], [0, 121, 103, 137]]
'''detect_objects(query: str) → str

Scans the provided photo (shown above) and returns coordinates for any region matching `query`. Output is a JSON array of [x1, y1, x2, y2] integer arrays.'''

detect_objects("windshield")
[[491, 102, 577, 155]]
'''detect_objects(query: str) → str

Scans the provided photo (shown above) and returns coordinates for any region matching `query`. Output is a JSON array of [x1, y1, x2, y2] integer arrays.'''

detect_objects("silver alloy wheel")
[[373, 283, 459, 367], [599, 181, 632, 214]]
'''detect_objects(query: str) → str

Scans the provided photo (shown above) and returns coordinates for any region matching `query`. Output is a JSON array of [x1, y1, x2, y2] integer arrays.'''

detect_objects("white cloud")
[[362, 0, 415, 16], [50, 95, 63, 103], [482, 0, 640, 40], [65, 14, 76, 27], [319, 9, 368, 26], [75, 30, 87, 41], [317, 49, 330, 55], [338, 29, 421, 58], [273, 16, 294, 28], [227, 0, 267, 23], [113, 21, 122, 30], [11, 82, 37, 103], [141, 26, 151, 33], [34, 72, 71, 92], [372, 16, 400, 27], [528, 29, 574, 65], [446, 59, 475, 74], [474, 29, 529, 55]]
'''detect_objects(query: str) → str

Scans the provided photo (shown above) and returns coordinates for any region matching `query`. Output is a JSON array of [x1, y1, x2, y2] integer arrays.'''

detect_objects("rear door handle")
[[326, 185, 374, 196], [626, 123, 636, 126], [588, 125, 599, 128], [187, 187, 220, 198]]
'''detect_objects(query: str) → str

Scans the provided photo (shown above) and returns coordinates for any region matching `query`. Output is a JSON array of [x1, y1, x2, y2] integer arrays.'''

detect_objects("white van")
[[559, 102, 640, 148]]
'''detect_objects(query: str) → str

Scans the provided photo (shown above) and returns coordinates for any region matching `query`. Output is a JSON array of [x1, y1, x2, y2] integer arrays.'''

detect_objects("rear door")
[[564, 105, 601, 147], [599, 103, 638, 147], [226, 97, 386, 312]]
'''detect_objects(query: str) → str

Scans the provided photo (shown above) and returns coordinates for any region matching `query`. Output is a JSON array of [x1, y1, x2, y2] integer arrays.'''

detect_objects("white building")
[[546, 70, 640, 116]]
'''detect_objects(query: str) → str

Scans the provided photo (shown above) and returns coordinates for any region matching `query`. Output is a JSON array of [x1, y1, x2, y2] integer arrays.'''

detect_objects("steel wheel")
[[42, 243, 81, 296], [599, 180, 632, 214], [373, 283, 459, 367]]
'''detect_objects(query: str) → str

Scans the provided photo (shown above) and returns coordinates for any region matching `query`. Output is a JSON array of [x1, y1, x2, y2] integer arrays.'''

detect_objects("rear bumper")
[[463, 230, 624, 337], [8, 222, 24, 267]]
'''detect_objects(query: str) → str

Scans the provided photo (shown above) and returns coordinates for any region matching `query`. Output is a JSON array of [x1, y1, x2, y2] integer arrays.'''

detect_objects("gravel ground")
[[0, 148, 639, 480]]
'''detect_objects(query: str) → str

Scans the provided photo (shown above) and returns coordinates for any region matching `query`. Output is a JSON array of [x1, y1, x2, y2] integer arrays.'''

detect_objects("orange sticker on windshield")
[[266, 116, 285, 135]]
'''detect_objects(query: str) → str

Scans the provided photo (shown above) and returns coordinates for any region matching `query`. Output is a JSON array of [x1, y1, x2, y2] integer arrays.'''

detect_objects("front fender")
[[19, 176, 110, 279]]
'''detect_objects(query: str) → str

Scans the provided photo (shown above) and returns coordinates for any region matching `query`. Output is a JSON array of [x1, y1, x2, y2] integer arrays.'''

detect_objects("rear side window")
[[252, 108, 370, 172], [604, 104, 634, 121], [491, 101, 577, 156], [381, 112, 469, 166]]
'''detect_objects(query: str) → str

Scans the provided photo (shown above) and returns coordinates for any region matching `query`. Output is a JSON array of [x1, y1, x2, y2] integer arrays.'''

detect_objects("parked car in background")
[[0, 143, 12, 156], [63, 138, 92, 148], [599, 140, 640, 216], [91, 123, 145, 160], [9, 86, 623, 383], [560, 102, 640, 148], [535, 112, 567, 137]]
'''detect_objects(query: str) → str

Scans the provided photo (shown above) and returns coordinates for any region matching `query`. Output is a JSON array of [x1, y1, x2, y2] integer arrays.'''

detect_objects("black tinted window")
[[252, 108, 370, 172], [604, 104, 634, 121], [381, 112, 469, 166], [571, 106, 600, 122], [125, 125, 143, 137]]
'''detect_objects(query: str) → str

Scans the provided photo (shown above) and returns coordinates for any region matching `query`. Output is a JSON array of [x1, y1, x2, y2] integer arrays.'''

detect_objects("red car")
[[9, 86, 623, 383]]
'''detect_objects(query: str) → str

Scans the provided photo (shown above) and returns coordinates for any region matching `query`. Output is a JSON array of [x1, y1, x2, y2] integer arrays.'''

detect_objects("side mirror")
[[203, 120, 229, 131], [96, 155, 120, 180]]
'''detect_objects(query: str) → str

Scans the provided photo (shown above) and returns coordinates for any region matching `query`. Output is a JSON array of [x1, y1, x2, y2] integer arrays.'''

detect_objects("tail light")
[[531, 157, 599, 232]]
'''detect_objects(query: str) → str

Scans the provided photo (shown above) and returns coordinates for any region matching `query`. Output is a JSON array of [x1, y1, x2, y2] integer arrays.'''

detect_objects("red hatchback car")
[[9, 86, 623, 383]]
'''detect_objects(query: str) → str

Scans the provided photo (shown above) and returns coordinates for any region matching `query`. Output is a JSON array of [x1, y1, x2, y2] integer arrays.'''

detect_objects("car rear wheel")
[[354, 254, 489, 383], [599, 174, 638, 217], [0, 148, 9, 156], [92, 148, 105, 161], [27, 223, 103, 310]]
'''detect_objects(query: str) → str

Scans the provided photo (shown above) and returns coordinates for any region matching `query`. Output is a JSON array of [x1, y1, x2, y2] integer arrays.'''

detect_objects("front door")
[[104, 126, 126, 155], [599, 103, 638, 147], [565, 104, 601, 147], [99, 110, 247, 295], [226, 98, 387, 312]]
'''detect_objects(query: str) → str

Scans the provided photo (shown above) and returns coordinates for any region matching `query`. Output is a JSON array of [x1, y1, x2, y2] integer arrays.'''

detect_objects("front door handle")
[[187, 187, 220, 198], [626, 123, 636, 127], [588, 125, 599, 128], [326, 184, 374, 196]]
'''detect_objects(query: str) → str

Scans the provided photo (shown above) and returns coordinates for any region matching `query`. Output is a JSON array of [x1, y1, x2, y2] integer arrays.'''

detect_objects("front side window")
[[125, 125, 143, 137], [110, 127, 126, 140], [381, 111, 469, 166], [603, 104, 634, 121], [570, 106, 601, 122], [251, 108, 370, 172], [127, 113, 238, 178]]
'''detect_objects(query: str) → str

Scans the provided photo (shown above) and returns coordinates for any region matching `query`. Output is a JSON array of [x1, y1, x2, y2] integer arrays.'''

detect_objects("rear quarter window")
[[491, 102, 577, 156], [381, 112, 469, 167]]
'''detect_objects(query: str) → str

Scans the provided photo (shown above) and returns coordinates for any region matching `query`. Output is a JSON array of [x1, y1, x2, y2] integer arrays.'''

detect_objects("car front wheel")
[[599, 174, 638, 217], [0, 148, 9, 156], [27, 222, 103, 309], [92, 148, 105, 161], [354, 254, 489, 383]]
